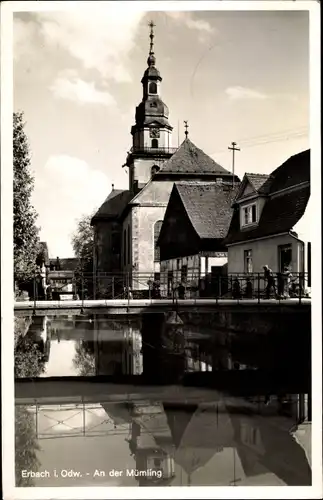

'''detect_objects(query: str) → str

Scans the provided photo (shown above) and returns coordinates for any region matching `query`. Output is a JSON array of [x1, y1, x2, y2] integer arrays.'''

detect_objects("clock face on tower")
[[150, 128, 160, 139]]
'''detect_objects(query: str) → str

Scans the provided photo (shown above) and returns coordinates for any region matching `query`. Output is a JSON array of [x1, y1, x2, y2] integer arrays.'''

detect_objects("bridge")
[[15, 370, 311, 407], [14, 297, 311, 317]]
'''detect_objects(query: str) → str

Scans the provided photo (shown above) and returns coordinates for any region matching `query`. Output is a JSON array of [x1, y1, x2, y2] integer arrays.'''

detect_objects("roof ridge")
[[245, 172, 270, 177]]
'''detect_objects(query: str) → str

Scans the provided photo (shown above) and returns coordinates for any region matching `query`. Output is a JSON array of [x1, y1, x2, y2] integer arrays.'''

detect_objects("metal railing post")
[[127, 272, 130, 306], [112, 276, 115, 299], [33, 272, 36, 313], [81, 273, 84, 312], [257, 273, 260, 303], [299, 272, 302, 304]]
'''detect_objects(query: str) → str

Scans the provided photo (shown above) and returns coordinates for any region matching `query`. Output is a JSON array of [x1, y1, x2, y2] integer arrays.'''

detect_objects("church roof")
[[91, 189, 133, 224], [175, 182, 239, 240], [158, 138, 232, 176]]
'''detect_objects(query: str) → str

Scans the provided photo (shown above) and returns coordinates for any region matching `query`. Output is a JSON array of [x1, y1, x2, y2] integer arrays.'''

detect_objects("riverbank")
[[292, 422, 312, 468], [14, 316, 32, 346]]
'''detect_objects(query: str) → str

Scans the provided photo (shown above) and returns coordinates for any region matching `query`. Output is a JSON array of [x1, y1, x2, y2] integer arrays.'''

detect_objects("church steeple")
[[127, 22, 174, 191]]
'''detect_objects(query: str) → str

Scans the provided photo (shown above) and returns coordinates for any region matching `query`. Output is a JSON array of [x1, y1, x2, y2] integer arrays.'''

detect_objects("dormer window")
[[242, 203, 257, 226]]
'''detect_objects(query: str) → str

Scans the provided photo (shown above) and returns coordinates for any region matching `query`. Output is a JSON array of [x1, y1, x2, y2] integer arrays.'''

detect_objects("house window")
[[154, 220, 163, 262], [242, 204, 257, 226], [151, 139, 158, 149], [244, 249, 253, 273], [278, 244, 292, 272], [149, 82, 157, 94]]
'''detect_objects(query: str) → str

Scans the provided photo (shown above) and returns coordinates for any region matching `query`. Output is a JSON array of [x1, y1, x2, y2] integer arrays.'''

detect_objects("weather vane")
[[148, 20, 155, 54], [184, 120, 189, 138]]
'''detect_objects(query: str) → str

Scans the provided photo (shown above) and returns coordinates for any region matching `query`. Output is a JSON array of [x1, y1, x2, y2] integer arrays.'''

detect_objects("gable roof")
[[91, 189, 133, 224], [235, 173, 270, 201], [175, 182, 239, 240], [225, 149, 310, 245], [157, 138, 233, 177], [246, 173, 270, 192]]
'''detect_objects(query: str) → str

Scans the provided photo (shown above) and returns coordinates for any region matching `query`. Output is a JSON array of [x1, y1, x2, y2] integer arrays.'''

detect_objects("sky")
[[13, 6, 310, 257]]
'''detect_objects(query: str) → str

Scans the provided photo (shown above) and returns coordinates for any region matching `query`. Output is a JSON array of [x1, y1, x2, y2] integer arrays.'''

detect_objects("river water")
[[14, 313, 311, 487]]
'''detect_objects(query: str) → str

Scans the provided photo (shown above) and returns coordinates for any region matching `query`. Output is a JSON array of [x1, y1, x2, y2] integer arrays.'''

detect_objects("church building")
[[91, 23, 239, 295]]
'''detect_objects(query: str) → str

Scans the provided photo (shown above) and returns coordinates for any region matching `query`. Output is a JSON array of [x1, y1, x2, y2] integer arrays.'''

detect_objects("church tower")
[[126, 22, 174, 192]]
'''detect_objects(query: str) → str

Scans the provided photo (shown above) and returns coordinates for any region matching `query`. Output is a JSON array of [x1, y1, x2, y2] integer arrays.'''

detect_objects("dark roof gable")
[[259, 149, 310, 195], [175, 182, 239, 240], [91, 189, 133, 224]]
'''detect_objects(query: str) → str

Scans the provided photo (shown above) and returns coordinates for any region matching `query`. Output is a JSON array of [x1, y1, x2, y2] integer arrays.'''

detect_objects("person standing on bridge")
[[282, 266, 292, 299], [263, 265, 276, 299]]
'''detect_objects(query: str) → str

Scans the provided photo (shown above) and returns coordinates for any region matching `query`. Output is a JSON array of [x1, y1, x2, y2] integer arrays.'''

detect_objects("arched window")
[[149, 81, 157, 94], [151, 139, 158, 149], [154, 220, 163, 262]]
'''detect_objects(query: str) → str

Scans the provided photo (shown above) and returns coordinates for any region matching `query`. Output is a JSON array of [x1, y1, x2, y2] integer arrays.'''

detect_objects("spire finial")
[[147, 20, 156, 66], [184, 120, 189, 138]]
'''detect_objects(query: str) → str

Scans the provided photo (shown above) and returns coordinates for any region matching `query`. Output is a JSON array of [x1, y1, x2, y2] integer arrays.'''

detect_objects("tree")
[[72, 213, 94, 269], [35, 242, 49, 267], [15, 406, 41, 486], [72, 213, 95, 298], [73, 340, 96, 376], [14, 111, 39, 286]]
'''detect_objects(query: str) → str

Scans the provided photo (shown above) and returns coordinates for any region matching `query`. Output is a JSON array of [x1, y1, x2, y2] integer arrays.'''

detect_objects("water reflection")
[[14, 312, 311, 487], [15, 398, 311, 487]]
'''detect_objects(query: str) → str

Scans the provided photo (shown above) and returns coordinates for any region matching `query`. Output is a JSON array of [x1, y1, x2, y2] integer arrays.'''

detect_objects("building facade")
[[91, 24, 238, 294], [225, 150, 311, 279], [158, 182, 239, 296]]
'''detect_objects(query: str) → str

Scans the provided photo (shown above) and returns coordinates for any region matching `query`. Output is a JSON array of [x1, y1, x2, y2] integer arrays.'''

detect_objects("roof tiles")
[[175, 182, 239, 240], [159, 138, 231, 176]]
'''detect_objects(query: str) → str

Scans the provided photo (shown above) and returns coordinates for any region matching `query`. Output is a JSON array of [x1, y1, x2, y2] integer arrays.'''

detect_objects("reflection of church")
[[125, 401, 234, 486], [121, 400, 311, 486], [91, 23, 238, 292], [93, 318, 143, 376]]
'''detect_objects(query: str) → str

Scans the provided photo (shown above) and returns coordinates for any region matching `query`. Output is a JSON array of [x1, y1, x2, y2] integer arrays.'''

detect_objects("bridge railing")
[[27, 271, 310, 303]]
